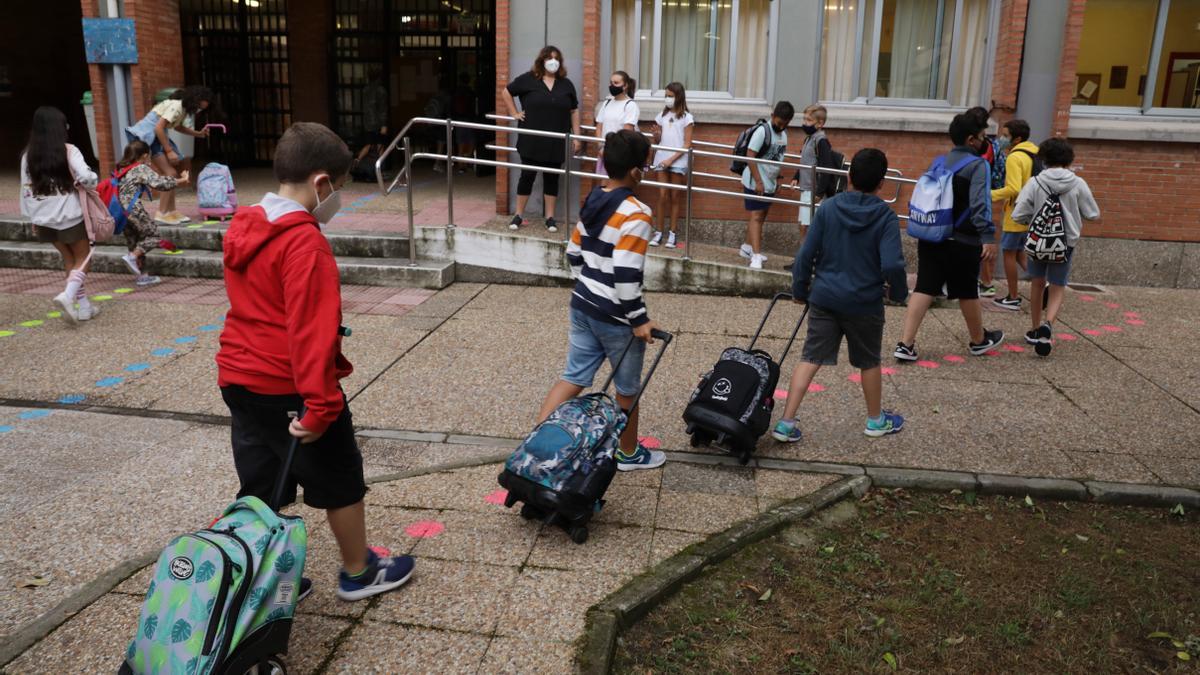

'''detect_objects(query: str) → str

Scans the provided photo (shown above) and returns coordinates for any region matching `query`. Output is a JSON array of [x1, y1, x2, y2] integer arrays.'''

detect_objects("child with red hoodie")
[[216, 122, 414, 602]]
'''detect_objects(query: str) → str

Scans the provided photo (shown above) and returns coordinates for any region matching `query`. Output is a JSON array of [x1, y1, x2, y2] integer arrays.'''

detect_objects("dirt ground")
[[614, 490, 1200, 674]]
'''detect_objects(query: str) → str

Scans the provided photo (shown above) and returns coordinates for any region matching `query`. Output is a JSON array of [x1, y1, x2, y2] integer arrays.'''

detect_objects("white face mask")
[[310, 176, 341, 228], [664, 96, 675, 109], [544, 58, 560, 74]]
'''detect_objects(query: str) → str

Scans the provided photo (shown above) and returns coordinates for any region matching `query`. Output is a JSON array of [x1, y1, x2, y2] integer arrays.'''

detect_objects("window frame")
[[817, 0, 1002, 109], [602, 0, 779, 104], [1071, 0, 1200, 119]]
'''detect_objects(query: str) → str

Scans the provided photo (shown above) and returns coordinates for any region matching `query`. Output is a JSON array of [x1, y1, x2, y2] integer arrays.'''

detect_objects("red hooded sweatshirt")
[[216, 193, 352, 435]]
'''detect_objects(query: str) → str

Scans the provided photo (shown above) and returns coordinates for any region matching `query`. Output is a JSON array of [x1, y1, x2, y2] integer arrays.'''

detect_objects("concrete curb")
[[0, 453, 514, 671], [574, 475, 871, 675]]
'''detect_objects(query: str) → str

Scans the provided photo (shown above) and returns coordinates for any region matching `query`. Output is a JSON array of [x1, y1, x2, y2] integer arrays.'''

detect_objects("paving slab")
[[526, 522, 653, 574], [479, 636, 573, 675], [1063, 450, 1162, 484], [409, 509, 540, 567], [326, 620, 491, 674], [661, 462, 756, 496], [495, 567, 622, 643], [2, 592, 142, 674], [654, 491, 758, 534], [368, 559, 519, 633]]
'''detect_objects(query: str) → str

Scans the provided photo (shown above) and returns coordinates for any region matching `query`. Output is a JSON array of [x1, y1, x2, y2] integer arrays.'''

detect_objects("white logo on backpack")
[[907, 155, 981, 243], [275, 581, 295, 606], [1024, 178, 1069, 263], [169, 556, 194, 581]]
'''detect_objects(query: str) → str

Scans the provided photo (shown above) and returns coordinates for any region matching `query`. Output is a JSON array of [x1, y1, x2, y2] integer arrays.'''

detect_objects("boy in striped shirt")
[[536, 129, 666, 471]]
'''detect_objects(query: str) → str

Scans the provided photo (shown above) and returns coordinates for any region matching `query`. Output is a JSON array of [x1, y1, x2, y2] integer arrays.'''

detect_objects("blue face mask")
[[995, 136, 1012, 153]]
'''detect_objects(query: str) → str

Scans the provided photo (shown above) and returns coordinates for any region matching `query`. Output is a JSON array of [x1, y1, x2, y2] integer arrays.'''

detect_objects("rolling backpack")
[[498, 330, 673, 544], [683, 294, 808, 464], [730, 118, 770, 174], [120, 431, 308, 674], [1023, 178, 1069, 264], [93, 165, 145, 236], [906, 155, 982, 243], [196, 163, 237, 220]]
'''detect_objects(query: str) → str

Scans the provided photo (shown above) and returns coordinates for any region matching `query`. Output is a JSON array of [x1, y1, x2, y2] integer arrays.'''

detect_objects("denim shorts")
[[1001, 231, 1028, 251], [562, 307, 646, 397], [1026, 247, 1075, 287], [743, 187, 775, 212], [125, 112, 181, 158]]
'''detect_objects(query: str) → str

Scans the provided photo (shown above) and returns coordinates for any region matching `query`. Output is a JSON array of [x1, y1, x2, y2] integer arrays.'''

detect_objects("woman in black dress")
[[501, 45, 582, 233]]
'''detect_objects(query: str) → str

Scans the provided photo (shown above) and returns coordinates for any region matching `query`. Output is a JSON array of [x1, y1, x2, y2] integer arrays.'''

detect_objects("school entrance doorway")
[[331, 0, 496, 156], [180, 0, 292, 166]]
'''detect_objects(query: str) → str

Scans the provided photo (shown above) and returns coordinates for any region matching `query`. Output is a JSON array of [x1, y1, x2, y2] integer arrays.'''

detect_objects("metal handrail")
[[380, 116, 919, 265]]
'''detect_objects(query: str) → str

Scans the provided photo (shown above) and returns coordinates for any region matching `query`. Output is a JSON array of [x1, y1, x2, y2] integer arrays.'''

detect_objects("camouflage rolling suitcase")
[[498, 329, 672, 544]]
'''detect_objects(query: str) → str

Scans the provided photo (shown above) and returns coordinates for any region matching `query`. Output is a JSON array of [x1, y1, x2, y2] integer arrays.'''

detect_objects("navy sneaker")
[[1034, 322, 1053, 357], [894, 342, 918, 362], [771, 419, 803, 443], [864, 411, 905, 438], [617, 443, 666, 471], [336, 549, 415, 602]]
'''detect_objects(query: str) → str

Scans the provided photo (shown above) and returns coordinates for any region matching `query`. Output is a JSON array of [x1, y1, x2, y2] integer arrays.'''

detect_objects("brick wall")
[[990, 0, 1029, 121], [494, 0, 511, 214], [1053, 0, 1088, 137], [580, 0, 601, 125], [1071, 140, 1200, 242]]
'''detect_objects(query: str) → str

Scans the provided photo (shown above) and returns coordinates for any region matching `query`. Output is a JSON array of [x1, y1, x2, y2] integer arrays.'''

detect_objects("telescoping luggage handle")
[[271, 407, 306, 512], [600, 328, 674, 414], [747, 292, 809, 364]]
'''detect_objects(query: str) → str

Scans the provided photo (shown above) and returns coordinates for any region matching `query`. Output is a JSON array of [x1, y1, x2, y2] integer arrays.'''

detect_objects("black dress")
[[506, 72, 578, 164]]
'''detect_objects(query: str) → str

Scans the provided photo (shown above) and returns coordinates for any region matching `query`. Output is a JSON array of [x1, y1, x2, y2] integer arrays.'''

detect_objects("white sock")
[[64, 269, 85, 300], [76, 286, 92, 310]]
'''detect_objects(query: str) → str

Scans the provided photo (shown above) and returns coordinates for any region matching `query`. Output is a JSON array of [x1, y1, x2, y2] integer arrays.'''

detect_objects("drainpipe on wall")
[[102, 0, 135, 159], [1015, 0, 1070, 141]]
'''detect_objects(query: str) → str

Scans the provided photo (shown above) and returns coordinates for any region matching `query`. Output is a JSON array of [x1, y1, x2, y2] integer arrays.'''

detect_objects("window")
[[610, 0, 774, 100], [1075, 0, 1200, 114], [820, 0, 995, 106]]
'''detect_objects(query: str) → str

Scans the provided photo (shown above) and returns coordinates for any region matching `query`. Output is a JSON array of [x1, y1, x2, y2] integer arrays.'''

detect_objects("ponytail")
[[626, 76, 637, 99]]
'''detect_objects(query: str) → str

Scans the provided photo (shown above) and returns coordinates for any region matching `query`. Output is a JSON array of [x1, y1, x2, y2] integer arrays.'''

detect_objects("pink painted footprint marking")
[[943, 355, 966, 363], [1056, 333, 1078, 341], [1079, 295, 1095, 302], [639, 436, 662, 449], [880, 367, 898, 376], [847, 373, 862, 383], [1125, 319, 1145, 326], [1104, 302, 1121, 309], [808, 383, 826, 393], [1003, 344, 1025, 353], [369, 545, 391, 557], [484, 489, 508, 506], [1101, 325, 1122, 333], [774, 388, 789, 400], [1083, 329, 1101, 336], [1124, 311, 1140, 319], [404, 521, 445, 538], [917, 360, 940, 369]]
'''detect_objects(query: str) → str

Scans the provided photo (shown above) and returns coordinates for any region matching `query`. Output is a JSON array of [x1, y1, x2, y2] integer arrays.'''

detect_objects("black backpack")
[[730, 119, 770, 174], [1023, 178, 1068, 263], [1011, 147, 1044, 178], [816, 149, 846, 199]]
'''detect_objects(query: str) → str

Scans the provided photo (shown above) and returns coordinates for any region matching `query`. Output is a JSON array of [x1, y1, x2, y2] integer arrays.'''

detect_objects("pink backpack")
[[77, 184, 115, 243]]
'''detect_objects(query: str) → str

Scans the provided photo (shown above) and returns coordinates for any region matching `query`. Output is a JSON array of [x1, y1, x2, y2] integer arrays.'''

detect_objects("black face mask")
[[800, 124, 817, 135], [609, 85, 624, 97], [975, 139, 989, 156], [772, 123, 786, 133]]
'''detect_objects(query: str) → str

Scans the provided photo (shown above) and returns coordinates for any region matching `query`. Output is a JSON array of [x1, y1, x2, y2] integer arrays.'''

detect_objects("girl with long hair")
[[20, 106, 100, 322], [124, 85, 212, 225], [594, 70, 640, 177], [501, 45, 582, 233], [649, 82, 693, 249]]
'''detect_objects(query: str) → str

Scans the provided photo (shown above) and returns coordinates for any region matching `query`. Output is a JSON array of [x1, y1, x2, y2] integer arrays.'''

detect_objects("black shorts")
[[914, 239, 983, 300], [801, 305, 885, 370], [221, 385, 367, 510]]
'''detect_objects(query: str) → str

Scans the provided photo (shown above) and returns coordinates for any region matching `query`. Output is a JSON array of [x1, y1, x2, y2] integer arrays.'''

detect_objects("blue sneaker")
[[864, 411, 904, 438], [617, 443, 666, 471], [771, 419, 803, 443], [336, 549, 415, 601]]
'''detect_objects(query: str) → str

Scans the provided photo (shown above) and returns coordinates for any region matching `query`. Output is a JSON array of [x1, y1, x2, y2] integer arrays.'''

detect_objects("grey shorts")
[[801, 305, 885, 369], [35, 222, 88, 244]]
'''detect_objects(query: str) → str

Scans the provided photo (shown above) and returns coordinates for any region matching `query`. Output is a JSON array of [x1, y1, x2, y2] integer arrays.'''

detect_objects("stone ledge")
[[1085, 481, 1200, 508], [978, 474, 1088, 501], [865, 467, 979, 492]]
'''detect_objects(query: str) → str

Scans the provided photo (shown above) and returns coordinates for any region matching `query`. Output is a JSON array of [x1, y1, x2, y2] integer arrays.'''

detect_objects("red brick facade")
[[81, 0, 186, 172], [494, 0, 511, 214], [1054, 0, 1088, 138]]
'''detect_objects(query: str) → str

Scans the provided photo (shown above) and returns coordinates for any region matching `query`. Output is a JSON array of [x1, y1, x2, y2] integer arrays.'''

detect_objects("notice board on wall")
[[82, 18, 138, 64]]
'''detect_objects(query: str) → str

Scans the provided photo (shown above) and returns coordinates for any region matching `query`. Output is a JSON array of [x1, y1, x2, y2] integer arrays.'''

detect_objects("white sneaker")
[[121, 253, 141, 275], [739, 244, 766, 262], [53, 292, 79, 324], [136, 275, 162, 287], [665, 232, 677, 249], [749, 254, 765, 270], [172, 212, 191, 224], [78, 303, 100, 321], [649, 231, 662, 247]]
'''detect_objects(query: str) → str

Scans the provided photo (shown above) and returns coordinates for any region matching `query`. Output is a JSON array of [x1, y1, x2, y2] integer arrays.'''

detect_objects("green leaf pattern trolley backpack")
[[120, 495, 307, 674]]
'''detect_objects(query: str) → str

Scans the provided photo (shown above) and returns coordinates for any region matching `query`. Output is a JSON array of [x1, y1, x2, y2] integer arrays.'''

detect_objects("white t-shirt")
[[596, 97, 639, 136], [20, 144, 98, 229], [740, 124, 787, 194], [653, 110, 694, 169]]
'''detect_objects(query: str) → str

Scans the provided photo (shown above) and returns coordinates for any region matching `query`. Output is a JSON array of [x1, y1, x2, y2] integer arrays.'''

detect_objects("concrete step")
[[0, 241, 453, 289], [0, 219, 410, 259]]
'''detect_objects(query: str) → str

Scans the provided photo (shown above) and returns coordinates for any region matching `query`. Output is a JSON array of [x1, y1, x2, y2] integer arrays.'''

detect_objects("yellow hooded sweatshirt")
[[991, 140, 1039, 233]]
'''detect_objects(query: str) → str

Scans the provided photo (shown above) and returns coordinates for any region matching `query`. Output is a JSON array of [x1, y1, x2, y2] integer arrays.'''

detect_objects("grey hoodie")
[[1011, 167, 1100, 247]]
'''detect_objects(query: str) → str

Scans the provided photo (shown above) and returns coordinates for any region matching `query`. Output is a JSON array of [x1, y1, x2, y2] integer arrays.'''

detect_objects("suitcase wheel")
[[738, 450, 752, 466], [569, 525, 589, 545], [519, 504, 543, 520], [504, 492, 519, 508], [244, 656, 287, 675]]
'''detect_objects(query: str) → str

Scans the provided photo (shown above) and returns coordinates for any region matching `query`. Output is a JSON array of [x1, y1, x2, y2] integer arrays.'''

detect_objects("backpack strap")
[[946, 155, 982, 175]]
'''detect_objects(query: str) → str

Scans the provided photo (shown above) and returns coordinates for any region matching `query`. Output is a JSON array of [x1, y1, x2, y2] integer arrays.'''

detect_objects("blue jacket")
[[792, 191, 908, 314]]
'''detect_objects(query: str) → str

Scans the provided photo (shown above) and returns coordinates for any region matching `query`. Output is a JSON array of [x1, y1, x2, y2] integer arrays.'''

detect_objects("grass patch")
[[613, 490, 1200, 673]]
